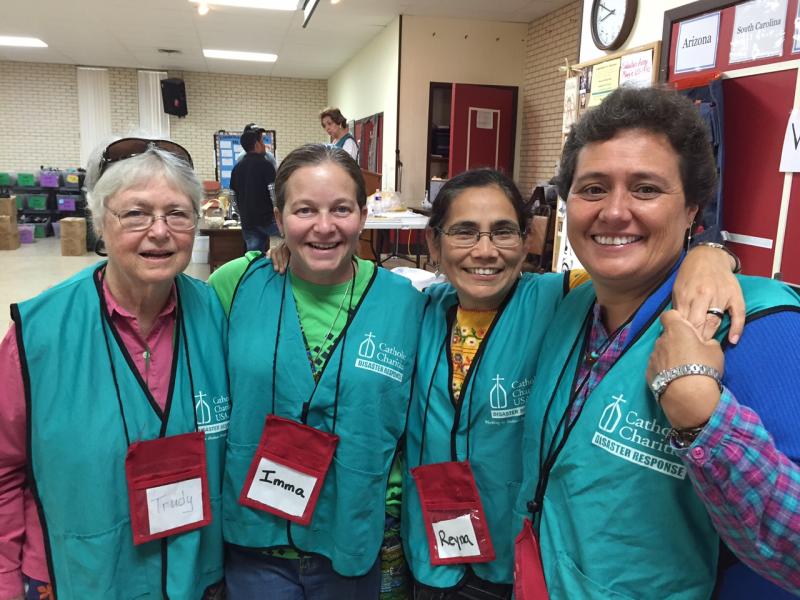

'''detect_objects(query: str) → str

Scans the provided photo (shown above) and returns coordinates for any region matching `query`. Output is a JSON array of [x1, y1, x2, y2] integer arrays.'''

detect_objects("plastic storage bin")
[[52, 221, 61, 238], [27, 195, 48, 210], [63, 172, 81, 188], [18, 224, 35, 243], [39, 171, 59, 187], [16, 173, 36, 187], [57, 196, 77, 211], [0, 173, 13, 186], [15, 195, 26, 210]]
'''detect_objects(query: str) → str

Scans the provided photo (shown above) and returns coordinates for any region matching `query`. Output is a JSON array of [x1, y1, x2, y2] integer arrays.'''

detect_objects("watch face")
[[594, 0, 627, 48]]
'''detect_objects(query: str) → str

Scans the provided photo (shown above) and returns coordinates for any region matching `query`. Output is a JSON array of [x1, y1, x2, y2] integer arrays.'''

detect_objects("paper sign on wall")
[[588, 58, 621, 107], [730, 0, 788, 64], [563, 76, 579, 133], [619, 50, 653, 88], [475, 110, 494, 129], [779, 109, 800, 172], [794, 3, 800, 53], [675, 12, 721, 73]]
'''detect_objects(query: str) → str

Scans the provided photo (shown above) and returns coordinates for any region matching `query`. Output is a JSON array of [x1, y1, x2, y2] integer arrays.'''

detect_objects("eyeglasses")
[[107, 208, 198, 232], [437, 226, 524, 248], [98, 138, 193, 176]]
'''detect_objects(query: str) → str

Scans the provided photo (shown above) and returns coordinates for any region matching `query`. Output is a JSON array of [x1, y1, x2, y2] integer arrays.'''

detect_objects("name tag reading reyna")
[[432, 514, 481, 559], [146, 477, 204, 535], [246, 457, 317, 517]]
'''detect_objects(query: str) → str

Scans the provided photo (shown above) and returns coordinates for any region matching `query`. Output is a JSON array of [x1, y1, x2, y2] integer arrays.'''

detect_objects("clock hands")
[[598, 2, 617, 22]]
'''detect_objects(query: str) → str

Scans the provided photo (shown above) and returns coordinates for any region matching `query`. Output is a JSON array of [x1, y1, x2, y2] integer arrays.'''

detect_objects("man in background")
[[230, 125, 277, 253]]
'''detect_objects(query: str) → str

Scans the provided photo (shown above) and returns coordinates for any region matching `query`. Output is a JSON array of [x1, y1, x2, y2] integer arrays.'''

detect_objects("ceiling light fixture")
[[330, 0, 340, 4], [189, 0, 299, 10], [197, 3, 210, 14], [302, 0, 320, 27], [0, 36, 48, 48], [203, 49, 278, 62]]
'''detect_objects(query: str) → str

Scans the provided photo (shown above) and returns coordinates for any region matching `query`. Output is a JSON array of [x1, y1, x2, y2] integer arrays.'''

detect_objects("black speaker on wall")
[[160, 78, 188, 117]]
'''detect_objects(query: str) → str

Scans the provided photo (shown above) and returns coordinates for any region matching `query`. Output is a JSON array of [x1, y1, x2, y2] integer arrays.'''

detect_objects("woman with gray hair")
[[0, 138, 229, 600]]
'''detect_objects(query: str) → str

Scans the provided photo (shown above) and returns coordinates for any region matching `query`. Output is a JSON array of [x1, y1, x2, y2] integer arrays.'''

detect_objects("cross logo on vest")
[[194, 390, 230, 441], [591, 393, 687, 480], [488, 374, 526, 421], [354, 331, 406, 382], [598, 393, 626, 433]]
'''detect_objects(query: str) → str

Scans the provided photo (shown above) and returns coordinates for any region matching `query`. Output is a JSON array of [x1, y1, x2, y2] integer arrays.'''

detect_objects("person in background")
[[514, 85, 800, 598], [0, 138, 229, 600], [230, 125, 278, 253], [402, 168, 743, 600], [235, 123, 278, 170], [209, 144, 424, 599], [320, 107, 359, 161]]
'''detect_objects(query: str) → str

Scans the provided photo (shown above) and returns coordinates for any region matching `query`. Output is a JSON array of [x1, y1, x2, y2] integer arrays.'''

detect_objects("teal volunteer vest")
[[403, 273, 567, 588], [13, 263, 230, 600], [223, 258, 424, 576], [514, 274, 799, 599]]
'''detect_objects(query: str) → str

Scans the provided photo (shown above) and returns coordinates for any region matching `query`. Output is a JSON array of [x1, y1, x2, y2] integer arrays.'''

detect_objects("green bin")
[[0, 173, 12, 186], [28, 194, 48, 210], [17, 173, 36, 187], [15, 195, 26, 210], [34, 224, 47, 238]]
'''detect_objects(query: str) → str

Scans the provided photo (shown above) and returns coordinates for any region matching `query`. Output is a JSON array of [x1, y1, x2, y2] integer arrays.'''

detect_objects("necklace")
[[310, 272, 354, 369]]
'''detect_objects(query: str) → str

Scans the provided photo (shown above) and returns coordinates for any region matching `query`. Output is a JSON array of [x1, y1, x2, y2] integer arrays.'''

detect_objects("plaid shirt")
[[570, 303, 800, 594]]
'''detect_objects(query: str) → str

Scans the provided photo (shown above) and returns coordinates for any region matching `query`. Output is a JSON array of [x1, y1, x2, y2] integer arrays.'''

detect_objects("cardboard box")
[[61, 237, 85, 256], [0, 197, 17, 220], [0, 216, 20, 250], [60, 217, 87, 238]]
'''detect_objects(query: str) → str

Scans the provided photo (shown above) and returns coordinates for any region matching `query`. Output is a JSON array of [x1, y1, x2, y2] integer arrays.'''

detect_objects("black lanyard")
[[97, 268, 197, 447], [529, 303, 633, 521], [270, 261, 357, 434]]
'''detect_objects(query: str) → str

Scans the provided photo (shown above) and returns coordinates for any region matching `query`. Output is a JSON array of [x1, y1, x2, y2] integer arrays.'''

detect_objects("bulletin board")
[[214, 130, 276, 190]]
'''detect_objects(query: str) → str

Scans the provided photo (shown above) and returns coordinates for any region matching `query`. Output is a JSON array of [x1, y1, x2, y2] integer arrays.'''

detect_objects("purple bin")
[[39, 171, 60, 187], [19, 225, 35, 244], [57, 196, 77, 211]]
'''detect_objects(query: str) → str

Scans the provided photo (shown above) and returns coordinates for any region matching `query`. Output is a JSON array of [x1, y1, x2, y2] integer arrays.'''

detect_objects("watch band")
[[668, 423, 709, 448], [649, 363, 723, 405], [695, 241, 742, 274]]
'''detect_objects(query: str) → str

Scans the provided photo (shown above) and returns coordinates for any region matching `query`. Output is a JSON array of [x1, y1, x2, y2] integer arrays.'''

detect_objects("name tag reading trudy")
[[246, 457, 317, 517], [146, 477, 204, 535], [432, 514, 481, 559]]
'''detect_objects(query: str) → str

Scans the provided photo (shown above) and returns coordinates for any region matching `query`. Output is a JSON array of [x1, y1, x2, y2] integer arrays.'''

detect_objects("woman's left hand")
[[673, 245, 745, 344], [647, 310, 724, 428]]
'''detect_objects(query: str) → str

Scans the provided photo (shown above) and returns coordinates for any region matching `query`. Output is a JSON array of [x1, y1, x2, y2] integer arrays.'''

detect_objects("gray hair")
[[84, 141, 203, 237]]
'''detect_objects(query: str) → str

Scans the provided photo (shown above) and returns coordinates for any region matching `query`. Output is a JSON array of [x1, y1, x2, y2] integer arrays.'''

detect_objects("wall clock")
[[590, 0, 637, 52]]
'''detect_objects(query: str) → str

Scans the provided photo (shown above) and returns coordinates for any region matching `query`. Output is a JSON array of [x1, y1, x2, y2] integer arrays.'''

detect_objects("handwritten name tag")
[[246, 457, 317, 517], [146, 477, 204, 535], [432, 514, 481, 559]]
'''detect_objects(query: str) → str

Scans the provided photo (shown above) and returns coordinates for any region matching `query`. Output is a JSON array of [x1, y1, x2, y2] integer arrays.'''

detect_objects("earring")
[[431, 261, 440, 276], [684, 221, 695, 251]]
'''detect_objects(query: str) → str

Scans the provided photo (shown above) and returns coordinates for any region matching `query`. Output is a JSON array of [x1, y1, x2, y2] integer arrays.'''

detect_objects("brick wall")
[[0, 62, 82, 170], [0, 61, 328, 180], [518, 1, 582, 195]]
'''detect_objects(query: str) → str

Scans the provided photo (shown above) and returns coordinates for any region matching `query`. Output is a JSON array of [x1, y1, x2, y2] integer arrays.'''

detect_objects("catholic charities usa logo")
[[194, 390, 230, 441], [355, 332, 406, 382], [591, 394, 687, 480], [487, 374, 531, 422]]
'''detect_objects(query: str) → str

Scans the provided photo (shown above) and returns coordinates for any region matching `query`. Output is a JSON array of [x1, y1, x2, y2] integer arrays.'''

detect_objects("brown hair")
[[320, 107, 347, 128]]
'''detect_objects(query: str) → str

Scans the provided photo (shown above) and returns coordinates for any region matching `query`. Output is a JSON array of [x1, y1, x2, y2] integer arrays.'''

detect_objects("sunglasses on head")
[[98, 138, 193, 176]]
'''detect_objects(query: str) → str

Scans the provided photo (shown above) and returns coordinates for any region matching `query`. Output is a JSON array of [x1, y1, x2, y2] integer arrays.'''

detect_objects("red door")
[[722, 69, 796, 278], [448, 84, 517, 177]]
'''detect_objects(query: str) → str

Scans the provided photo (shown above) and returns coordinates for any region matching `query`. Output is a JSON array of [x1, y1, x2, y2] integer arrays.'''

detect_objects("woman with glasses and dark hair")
[[208, 143, 424, 599], [402, 168, 745, 600], [0, 138, 229, 600]]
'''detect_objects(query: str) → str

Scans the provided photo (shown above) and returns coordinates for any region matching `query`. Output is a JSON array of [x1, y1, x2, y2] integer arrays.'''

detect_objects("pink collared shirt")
[[0, 278, 176, 598]]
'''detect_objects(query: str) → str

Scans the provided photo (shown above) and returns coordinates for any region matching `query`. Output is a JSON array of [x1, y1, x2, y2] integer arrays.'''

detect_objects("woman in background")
[[320, 107, 359, 161]]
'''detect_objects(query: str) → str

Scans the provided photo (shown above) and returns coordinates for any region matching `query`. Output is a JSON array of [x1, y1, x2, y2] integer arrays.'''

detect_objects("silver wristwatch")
[[649, 363, 723, 404]]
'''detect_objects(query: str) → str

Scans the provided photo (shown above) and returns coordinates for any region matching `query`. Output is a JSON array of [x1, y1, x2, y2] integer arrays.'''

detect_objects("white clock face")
[[594, 0, 627, 47]]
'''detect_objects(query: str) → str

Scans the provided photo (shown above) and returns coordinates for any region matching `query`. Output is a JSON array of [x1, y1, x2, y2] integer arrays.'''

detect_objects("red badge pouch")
[[411, 460, 495, 565], [514, 517, 549, 599], [125, 431, 211, 546], [239, 414, 339, 525]]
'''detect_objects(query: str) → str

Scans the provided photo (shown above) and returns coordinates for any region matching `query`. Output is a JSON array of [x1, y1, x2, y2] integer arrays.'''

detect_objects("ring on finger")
[[706, 307, 725, 319]]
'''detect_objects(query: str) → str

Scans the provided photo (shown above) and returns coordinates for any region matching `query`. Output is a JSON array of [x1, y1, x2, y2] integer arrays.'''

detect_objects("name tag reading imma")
[[146, 477, 204, 535], [246, 457, 316, 517], [432, 514, 481, 559]]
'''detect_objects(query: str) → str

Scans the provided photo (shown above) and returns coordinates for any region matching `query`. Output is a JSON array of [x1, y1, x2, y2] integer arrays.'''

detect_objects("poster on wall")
[[588, 58, 621, 107], [563, 76, 580, 133], [794, 2, 800, 53], [579, 67, 592, 109], [619, 50, 653, 87], [729, 0, 788, 64], [779, 109, 800, 172], [675, 12, 721, 73], [553, 200, 583, 274]]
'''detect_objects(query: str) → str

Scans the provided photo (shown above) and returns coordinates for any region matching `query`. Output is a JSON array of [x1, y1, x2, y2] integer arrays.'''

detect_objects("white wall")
[[328, 18, 400, 190], [399, 15, 528, 206], [580, 0, 692, 62]]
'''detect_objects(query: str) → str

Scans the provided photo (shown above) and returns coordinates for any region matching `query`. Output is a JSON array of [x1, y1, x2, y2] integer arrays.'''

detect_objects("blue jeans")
[[242, 222, 280, 253], [226, 545, 382, 600]]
